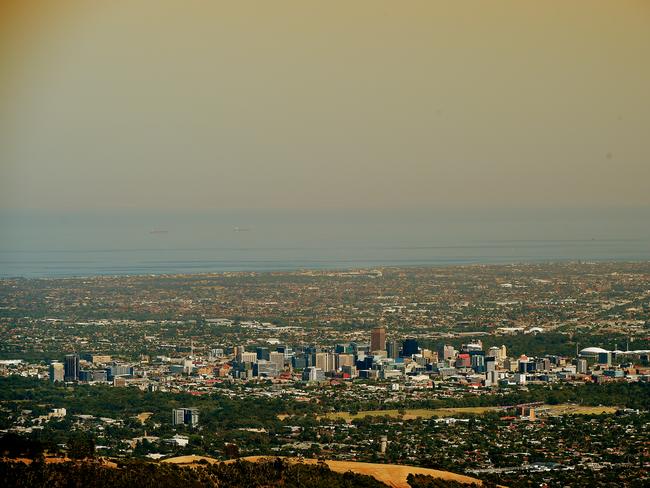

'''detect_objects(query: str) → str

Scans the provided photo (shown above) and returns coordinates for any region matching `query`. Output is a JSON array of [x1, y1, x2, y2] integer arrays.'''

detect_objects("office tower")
[[314, 352, 335, 372], [471, 354, 485, 372], [49, 362, 64, 383], [487, 370, 499, 386], [503, 357, 517, 372], [485, 356, 496, 373], [500, 345, 507, 359], [91, 355, 112, 365], [253, 360, 279, 377], [335, 343, 354, 354], [302, 366, 325, 382], [291, 355, 307, 369], [386, 340, 400, 359], [371, 326, 387, 353], [598, 351, 612, 367], [576, 358, 588, 374], [336, 353, 355, 370], [276, 345, 293, 358], [239, 351, 257, 364], [269, 351, 285, 370], [256, 347, 270, 361], [488, 346, 501, 360], [540, 358, 552, 372], [421, 349, 438, 362], [172, 407, 199, 427], [92, 369, 108, 382], [440, 344, 456, 361], [106, 363, 134, 380], [173, 408, 185, 425], [402, 338, 419, 357], [64, 354, 80, 382]]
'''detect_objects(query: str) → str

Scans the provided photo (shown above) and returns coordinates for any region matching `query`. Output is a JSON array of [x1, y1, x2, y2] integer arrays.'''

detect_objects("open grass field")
[[163, 455, 483, 487]]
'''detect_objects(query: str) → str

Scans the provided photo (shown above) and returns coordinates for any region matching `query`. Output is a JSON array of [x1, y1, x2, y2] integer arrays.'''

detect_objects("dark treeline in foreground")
[[0, 458, 387, 488]]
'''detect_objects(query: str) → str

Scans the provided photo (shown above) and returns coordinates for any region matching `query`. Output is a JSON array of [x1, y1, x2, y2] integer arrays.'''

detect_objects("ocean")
[[1, 209, 649, 278]]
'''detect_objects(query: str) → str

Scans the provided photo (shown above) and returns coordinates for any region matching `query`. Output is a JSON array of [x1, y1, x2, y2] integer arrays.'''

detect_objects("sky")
[[1, 0, 650, 213]]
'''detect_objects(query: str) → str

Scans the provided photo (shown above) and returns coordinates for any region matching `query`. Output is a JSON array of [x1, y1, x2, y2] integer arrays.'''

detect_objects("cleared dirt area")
[[163, 455, 482, 487], [136, 412, 153, 424]]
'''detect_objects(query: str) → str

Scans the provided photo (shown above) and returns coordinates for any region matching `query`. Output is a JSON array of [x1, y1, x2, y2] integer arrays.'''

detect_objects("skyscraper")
[[64, 354, 80, 382], [386, 340, 400, 359], [49, 362, 64, 383], [402, 338, 419, 357], [314, 352, 335, 372], [371, 326, 386, 353], [172, 407, 199, 427]]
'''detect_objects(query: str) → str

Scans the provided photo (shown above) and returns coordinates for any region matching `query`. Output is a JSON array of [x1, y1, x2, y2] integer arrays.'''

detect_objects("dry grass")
[[162, 455, 482, 486], [136, 412, 153, 424], [239, 456, 483, 487], [319, 403, 619, 422], [321, 406, 500, 422], [538, 404, 617, 416], [162, 454, 220, 465]]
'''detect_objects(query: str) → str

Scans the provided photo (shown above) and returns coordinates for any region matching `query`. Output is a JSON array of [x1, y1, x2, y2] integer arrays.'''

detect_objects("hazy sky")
[[1, 1, 649, 211]]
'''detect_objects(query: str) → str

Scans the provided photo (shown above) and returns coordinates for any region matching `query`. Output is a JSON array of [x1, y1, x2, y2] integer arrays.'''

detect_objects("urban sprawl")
[[1, 262, 649, 487]]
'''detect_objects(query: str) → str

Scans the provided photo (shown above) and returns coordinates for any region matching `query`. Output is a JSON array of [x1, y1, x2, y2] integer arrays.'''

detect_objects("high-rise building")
[[172, 407, 199, 427], [440, 344, 456, 361], [598, 351, 612, 367], [106, 363, 134, 380], [256, 347, 270, 361], [386, 340, 400, 359], [49, 362, 64, 383], [269, 351, 285, 371], [302, 366, 325, 382], [336, 353, 355, 370], [291, 355, 307, 369], [239, 351, 257, 364], [314, 352, 335, 372], [276, 345, 293, 358], [91, 355, 112, 365], [253, 360, 279, 377], [64, 354, 80, 382], [576, 358, 588, 374], [488, 346, 501, 360], [371, 326, 387, 353], [402, 338, 419, 357], [485, 356, 496, 373]]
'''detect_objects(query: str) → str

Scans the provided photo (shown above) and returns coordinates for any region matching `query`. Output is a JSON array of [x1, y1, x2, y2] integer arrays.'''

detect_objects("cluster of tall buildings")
[[49, 353, 133, 384], [230, 326, 476, 381]]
